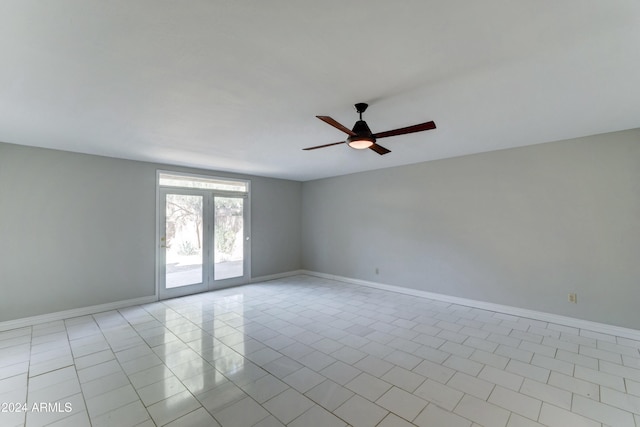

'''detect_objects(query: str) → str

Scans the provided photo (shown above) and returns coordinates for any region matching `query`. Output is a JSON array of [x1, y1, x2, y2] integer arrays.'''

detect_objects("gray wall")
[[302, 129, 640, 329], [0, 142, 301, 322], [3, 129, 638, 328]]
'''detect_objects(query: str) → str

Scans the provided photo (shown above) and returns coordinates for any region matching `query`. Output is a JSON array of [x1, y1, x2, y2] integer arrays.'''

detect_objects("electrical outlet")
[[568, 293, 577, 303], [375, 268, 379, 275]]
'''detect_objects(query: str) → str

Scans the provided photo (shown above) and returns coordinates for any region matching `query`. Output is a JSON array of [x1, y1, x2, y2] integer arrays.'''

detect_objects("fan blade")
[[316, 116, 356, 136], [369, 143, 391, 155], [373, 120, 436, 139], [303, 141, 346, 151]]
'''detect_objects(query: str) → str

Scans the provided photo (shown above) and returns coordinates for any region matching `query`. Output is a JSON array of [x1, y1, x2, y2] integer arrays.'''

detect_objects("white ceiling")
[[1, 1, 639, 181]]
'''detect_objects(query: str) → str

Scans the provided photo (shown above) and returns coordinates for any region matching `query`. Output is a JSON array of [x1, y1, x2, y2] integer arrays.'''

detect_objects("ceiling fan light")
[[347, 136, 374, 149]]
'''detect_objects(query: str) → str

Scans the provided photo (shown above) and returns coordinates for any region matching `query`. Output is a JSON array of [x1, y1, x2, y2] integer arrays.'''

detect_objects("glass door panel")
[[159, 189, 209, 299], [165, 194, 204, 288], [214, 197, 244, 281]]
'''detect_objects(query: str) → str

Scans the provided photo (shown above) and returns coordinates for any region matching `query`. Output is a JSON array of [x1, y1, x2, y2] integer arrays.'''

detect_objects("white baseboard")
[[5, 270, 637, 343], [250, 269, 306, 283], [0, 295, 158, 332], [302, 270, 640, 342], [0, 270, 306, 332]]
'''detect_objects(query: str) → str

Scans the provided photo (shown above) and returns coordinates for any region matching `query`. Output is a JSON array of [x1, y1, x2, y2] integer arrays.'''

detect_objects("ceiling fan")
[[303, 103, 436, 155]]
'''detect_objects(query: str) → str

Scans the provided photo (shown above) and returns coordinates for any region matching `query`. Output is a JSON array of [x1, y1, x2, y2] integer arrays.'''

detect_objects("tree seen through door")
[[165, 194, 204, 288], [165, 194, 244, 286], [214, 197, 244, 280]]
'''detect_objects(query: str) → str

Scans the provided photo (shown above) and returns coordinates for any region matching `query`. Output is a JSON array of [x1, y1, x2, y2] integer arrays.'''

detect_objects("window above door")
[[158, 172, 249, 193]]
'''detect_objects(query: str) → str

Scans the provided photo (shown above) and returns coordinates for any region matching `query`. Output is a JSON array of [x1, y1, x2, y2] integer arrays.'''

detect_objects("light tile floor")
[[2, 275, 640, 426]]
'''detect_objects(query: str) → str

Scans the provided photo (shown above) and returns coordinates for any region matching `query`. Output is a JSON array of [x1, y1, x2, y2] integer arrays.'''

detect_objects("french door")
[[158, 188, 250, 299]]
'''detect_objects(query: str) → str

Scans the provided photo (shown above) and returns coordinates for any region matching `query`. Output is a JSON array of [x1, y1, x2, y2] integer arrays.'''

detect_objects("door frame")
[[155, 171, 251, 300]]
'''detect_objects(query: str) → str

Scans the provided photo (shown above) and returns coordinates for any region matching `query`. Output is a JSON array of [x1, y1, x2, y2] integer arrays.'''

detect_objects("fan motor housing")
[[347, 120, 376, 149], [351, 120, 374, 138]]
